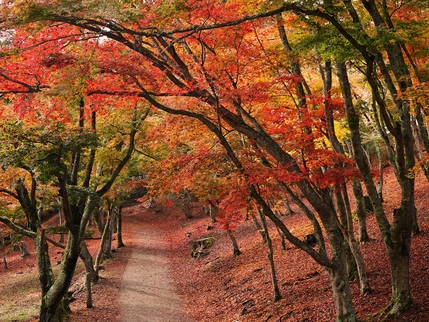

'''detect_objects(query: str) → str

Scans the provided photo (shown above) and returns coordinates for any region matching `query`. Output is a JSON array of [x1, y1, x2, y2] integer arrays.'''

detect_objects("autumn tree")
[[0, 2, 360, 321], [1, 0, 429, 320], [0, 22, 151, 320]]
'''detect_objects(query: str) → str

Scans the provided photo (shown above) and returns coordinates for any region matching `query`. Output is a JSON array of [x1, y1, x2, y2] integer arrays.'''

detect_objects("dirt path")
[[119, 207, 190, 322]]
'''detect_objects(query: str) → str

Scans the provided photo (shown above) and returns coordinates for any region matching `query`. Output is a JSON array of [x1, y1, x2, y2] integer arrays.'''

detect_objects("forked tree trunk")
[[334, 187, 358, 280], [346, 234, 371, 295], [337, 185, 371, 295]]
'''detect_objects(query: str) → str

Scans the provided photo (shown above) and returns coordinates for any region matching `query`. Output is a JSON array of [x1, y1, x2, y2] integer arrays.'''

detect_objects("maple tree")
[[0, 24, 150, 319], [1, 1, 429, 321]]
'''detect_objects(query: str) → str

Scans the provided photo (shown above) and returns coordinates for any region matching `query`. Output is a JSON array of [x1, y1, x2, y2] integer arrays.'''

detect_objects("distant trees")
[[1, 0, 429, 321]]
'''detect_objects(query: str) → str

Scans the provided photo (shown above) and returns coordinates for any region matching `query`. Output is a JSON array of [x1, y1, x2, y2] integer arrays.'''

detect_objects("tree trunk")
[[386, 247, 412, 317], [58, 203, 64, 243], [39, 233, 80, 322], [336, 184, 371, 295], [328, 265, 357, 322], [384, 207, 414, 317], [257, 207, 281, 302], [337, 59, 413, 315], [345, 232, 371, 295], [104, 206, 118, 258], [1, 236, 7, 269], [251, 212, 267, 244], [334, 187, 358, 281], [93, 207, 104, 235], [21, 242, 30, 257], [104, 206, 116, 259], [36, 229, 54, 296], [116, 205, 125, 249], [94, 214, 111, 274], [85, 272, 93, 309], [79, 241, 98, 282], [282, 198, 293, 216], [374, 143, 384, 200], [350, 180, 370, 243], [226, 229, 241, 256], [276, 226, 286, 251]]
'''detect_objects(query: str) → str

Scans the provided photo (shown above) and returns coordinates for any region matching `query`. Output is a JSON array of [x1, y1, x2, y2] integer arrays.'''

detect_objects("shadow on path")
[[119, 208, 190, 322]]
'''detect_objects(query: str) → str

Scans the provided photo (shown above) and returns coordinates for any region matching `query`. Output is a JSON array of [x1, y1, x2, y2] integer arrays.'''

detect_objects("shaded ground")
[[2, 166, 429, 321], [165, 167, 429, 321]]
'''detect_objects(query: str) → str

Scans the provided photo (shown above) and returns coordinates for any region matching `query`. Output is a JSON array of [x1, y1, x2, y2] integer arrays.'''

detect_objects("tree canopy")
[[1, 1, 429, 321]]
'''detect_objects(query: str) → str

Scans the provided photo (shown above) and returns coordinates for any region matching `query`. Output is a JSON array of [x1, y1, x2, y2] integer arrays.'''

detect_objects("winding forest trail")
[[119, 204, 190, 322]]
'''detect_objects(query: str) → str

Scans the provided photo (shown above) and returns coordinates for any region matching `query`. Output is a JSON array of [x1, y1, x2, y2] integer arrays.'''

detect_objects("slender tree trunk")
[[334, 187, 358, 280], [104, 207, 116, 259], [94, 214, 110, 274], [350, 180, 370, 243], [1, 236, 7, 269], [374, 142, 384, 200], [257, 208, 281, 302], [85, 272, 93, 309], [323, 212, 357, 322], [93, 207, 104, 235], [282, 198, 293, 216], [226, 229, 241, 256], [58, 203, 64, 243], [276, 226, 286, 251], [116, 206, 125, 249], [20, 242, 30, 257], [79, 241, 97, 282], [251, 212, 267, 244]]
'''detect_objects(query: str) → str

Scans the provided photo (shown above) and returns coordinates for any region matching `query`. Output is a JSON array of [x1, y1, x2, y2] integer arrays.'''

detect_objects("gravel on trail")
[[119, 209, 190, 322]]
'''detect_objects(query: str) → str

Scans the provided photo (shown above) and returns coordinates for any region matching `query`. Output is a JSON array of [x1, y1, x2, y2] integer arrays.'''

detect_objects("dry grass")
[[0, 265, 39, 321]]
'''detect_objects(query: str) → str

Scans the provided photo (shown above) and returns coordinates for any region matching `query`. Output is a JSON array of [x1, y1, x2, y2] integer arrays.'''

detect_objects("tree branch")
[[0, 216, 36, 238]]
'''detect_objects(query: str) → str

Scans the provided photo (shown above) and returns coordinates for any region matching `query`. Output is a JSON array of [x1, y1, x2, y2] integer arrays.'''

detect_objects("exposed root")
[[369, 302, 392, 321], [368, 299, 413, 321], [382, 300, 413, 321], [360, 285, 372, 297]]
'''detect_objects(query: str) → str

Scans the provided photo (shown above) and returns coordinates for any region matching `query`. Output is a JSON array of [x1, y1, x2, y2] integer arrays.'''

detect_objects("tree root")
[[368, 299, 413, 321]]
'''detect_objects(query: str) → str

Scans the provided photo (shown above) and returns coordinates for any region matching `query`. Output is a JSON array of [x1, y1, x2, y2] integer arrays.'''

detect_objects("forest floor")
[[1, 166, 429, 321]]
